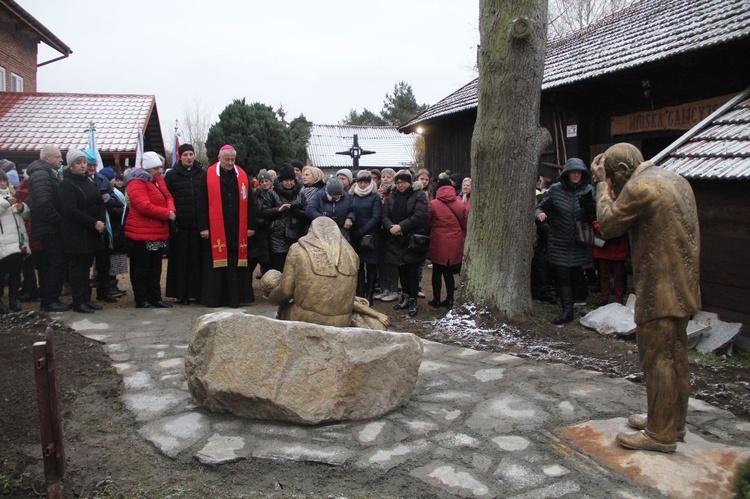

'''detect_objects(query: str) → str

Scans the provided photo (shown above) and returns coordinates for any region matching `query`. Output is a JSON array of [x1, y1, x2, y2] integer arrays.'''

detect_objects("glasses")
[[395, 180, 408, 185]]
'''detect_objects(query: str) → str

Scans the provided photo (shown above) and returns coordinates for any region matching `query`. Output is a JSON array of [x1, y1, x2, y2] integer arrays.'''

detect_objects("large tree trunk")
[[461, 0, 550, 320]]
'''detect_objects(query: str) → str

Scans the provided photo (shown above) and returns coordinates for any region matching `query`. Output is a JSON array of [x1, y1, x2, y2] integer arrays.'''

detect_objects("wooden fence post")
[[33, 327, 65, 499]]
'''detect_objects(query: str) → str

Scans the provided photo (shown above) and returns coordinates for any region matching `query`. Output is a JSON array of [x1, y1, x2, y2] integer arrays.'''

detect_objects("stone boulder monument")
[[185, 312, 423, 425]]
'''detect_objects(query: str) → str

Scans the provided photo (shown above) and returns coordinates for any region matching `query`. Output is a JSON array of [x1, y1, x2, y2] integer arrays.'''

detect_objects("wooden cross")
[[213, 239, 226, 253]]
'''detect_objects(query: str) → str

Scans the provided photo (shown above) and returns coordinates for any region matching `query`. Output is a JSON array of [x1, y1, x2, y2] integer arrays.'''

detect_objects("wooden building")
[[400, 0, 750, 180], [399, 0, 750, 330], [653, 88, 750, 327], [0, 1, 165, 169], [307, 124, 418, 175]]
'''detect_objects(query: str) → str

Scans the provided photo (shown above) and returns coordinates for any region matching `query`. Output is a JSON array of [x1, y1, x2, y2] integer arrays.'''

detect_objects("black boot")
[[365, 281, 376, 306], [408, 298, 418, 317], [0, 300, 8, 314], [394, 294, 409, 310], [553, 286, 574, 324], [8, 289, 21, 312]]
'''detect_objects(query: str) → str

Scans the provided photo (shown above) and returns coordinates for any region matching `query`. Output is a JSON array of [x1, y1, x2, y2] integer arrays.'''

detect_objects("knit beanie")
[[437, 173, 452, 188], [178, 143, 194, 156], [0, 159, 16, 173], [99, 167, 117, 181], [278, 163, 296, 181], [141, 151, 163, 170], [394, 170, 413, 184], [326, 177, 344, 196], [83, 149, 98, 164], [256, 169, 272, 182], [290, 160, 304, 170], [336, 168, 353, 184], [65, 148, 86, 168]]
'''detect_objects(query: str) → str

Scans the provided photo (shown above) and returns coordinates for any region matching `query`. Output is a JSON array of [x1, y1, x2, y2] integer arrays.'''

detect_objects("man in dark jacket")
[[27, 145, 69, 312], [164, 143, 204, 304]]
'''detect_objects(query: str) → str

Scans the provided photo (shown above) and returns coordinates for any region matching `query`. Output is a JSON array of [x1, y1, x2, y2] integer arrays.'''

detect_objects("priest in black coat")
[[197, 145, 255, 308]]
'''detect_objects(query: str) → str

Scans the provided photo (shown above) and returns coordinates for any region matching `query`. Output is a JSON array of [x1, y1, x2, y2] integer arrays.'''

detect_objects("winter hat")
[[370, 169, 381, 180], [326, 177, 344, 197], [0, 159, 15, 173], [450, 172, 463, 186], [141, 151, 163, 170], [336, 168, 353, 185], [278, 163, 296, 181], [394, 170, 413, 184], [355, 170, 372, 183], [178, 143, 194, 156], [65, 148, 86, 168], [290, 160, 304, 170], [99, 167, 117, 181], [437, 173, 452, 188], [82, 149, 98, 164], [257, 169, 272, 182]]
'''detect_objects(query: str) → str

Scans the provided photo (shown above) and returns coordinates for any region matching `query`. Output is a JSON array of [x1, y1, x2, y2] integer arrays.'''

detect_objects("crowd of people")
[[1, 144, 630, 322], [0, 144, 474, 318]]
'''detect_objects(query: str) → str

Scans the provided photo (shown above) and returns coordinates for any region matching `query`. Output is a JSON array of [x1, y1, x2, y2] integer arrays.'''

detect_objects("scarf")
[[207, 163, 249, 268], [354, 182, 374, 197]]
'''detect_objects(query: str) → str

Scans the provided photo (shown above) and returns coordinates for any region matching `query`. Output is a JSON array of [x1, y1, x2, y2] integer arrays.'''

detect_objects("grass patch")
[[688, 349, 750, 368]]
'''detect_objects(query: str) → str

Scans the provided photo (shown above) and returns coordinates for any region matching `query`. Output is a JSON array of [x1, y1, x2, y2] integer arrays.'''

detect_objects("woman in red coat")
[[593, 219, 629, 306], [125, 152, 176, 308], [425, 175, 468, 308]]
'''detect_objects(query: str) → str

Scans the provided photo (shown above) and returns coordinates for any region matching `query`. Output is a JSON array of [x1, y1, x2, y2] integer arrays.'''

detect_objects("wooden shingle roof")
[[401, 0, 750, 131], [654, 86, 750, 180]]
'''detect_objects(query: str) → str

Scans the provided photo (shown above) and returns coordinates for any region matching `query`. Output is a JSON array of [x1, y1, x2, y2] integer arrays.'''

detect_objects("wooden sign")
[[611, 94, 732, 136]]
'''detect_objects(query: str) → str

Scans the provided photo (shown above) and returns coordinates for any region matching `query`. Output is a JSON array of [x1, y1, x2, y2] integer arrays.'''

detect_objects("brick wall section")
[[0, 9, 39, 92]]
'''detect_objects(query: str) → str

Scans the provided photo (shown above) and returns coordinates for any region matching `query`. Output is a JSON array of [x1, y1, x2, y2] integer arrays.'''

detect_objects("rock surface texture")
[[185, 312, 423, 424]]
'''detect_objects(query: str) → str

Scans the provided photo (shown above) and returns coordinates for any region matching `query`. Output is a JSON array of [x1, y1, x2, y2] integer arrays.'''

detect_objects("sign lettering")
[[611, 95, 732, 136]]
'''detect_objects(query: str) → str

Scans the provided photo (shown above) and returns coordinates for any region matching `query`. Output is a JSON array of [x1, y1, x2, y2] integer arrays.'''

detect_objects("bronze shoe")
[[627, 414, 686, 442], [615, 431, 676, 453]]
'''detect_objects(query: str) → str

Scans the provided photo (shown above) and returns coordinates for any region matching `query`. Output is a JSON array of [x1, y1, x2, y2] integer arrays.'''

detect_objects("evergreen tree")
[[341, 108, 386, 126], [205, 99, 295, 172], [288, 114, 313, 163], [380, 81, 428, 126]]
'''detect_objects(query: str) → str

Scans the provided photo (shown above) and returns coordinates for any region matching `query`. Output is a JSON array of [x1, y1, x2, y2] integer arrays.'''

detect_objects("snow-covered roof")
[[307, 124, 417, 169], [654, 87, 750, 180], [401, 0, 750, 130]]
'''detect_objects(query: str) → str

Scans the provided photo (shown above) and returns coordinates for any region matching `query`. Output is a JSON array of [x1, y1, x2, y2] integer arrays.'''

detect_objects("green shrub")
[[734, 457, 750, 498]]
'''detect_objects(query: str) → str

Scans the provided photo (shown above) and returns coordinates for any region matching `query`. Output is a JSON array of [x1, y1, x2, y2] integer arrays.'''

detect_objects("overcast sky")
[[32, 0, 479, 143]]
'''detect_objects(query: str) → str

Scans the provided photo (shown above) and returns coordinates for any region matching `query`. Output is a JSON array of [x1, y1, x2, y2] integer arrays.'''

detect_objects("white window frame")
[[0, 67, 6, 91], [11, 73, 23, 92]]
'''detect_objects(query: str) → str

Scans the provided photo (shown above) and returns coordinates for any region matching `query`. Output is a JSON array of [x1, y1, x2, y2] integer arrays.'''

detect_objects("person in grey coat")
[[535, 158, 596, 324]]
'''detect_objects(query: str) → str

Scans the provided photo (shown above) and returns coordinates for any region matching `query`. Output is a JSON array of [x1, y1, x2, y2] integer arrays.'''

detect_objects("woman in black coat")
[[382, 170, 428, 317], [350, 170, 382, 304], [59, 149, 106, 313], [535, 158, 596, 324], [261, 164, 307, 272]]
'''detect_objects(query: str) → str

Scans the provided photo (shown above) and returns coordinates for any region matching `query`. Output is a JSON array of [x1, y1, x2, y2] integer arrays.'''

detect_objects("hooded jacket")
[[534, 158, 596, 268], [124, 168, 175, 242], [426, 185, 468, 266]]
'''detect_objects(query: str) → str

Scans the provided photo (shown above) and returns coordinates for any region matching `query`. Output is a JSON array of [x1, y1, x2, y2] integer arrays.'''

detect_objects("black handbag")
[[408, 233, 430, 253], [574, 221, 595, 247], [359, 233, 376, 252]]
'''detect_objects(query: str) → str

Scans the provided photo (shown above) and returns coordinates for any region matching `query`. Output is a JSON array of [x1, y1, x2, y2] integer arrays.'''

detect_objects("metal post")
[[33, 327, 65, 499]]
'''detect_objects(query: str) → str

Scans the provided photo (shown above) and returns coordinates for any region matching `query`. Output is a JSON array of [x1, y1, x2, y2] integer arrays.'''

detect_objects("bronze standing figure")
[[591, 143, 701, 453]]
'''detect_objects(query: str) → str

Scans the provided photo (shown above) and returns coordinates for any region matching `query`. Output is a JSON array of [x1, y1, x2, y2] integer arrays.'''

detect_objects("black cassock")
[[197, 167, 256, 307]]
